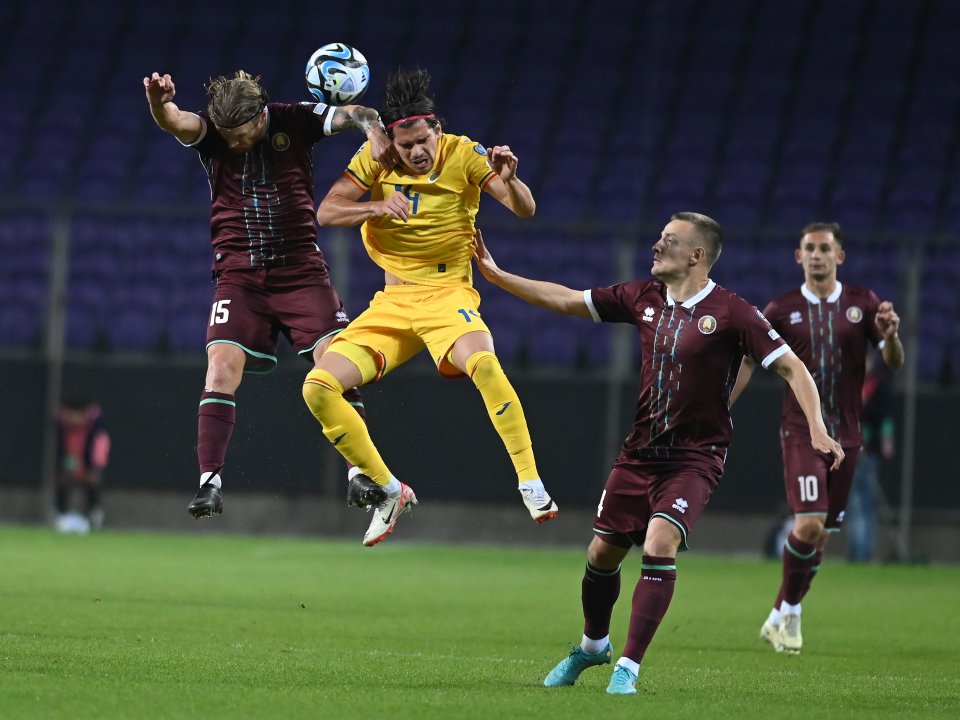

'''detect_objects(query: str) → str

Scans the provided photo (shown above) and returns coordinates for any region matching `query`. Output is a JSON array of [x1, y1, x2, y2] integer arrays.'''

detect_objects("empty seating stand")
[[0, 0, 957, 379]]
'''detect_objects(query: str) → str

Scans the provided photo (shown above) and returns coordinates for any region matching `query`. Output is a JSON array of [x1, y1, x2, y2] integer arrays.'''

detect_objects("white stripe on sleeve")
[[761, 344, 791, 369], [584, 290, 602, 322]]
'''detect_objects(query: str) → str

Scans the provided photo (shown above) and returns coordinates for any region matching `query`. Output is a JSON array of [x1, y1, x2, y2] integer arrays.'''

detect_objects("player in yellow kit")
[[305, 67, 557, 546]]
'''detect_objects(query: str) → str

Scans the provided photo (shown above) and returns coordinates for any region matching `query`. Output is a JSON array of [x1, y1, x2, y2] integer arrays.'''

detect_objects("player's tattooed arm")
[[333, 105, 400, 169], [331, 105, 380, 134]]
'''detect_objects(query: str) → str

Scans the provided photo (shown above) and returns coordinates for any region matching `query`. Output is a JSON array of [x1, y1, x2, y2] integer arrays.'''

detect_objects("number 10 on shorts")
[[797, 474, 819, 502], [210, 299, 231, 326]]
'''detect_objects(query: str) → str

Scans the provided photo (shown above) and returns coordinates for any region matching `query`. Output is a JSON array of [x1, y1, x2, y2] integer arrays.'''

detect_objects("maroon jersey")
[[586, 279, 788, 466], [764, 283, 883, 447], [187, 102, 335, 269]]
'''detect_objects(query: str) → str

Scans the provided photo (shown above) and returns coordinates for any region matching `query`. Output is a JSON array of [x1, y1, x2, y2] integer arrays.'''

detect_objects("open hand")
[[472, 228, 500, 281]]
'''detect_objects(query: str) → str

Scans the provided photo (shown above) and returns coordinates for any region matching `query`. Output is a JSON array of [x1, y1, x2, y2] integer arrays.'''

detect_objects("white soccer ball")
[[305, 43, 370, 106]]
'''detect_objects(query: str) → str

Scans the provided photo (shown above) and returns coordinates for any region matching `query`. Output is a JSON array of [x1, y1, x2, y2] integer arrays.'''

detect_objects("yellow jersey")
[[344, 134, 497, 286]]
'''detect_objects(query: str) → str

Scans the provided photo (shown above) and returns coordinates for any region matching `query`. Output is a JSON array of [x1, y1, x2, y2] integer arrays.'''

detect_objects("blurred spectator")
[[55, 394, 110, 533], [846, 349, 895, 562]]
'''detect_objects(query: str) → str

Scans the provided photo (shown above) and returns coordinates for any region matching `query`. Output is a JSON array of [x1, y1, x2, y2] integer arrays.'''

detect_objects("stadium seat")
[[0, 0, 954, 381]]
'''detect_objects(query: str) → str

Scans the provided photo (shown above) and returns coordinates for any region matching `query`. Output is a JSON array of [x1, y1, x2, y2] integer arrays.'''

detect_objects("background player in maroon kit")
[[473, 213, 844, 695], [55, 394, 111, 532], [143, 70, 400, 518], [731, 222, 903, 654]]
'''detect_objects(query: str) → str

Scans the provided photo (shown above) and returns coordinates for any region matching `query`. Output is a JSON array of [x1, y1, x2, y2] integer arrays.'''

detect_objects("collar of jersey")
[[665, 278, 716, 307], [801, 281, 842, 304]]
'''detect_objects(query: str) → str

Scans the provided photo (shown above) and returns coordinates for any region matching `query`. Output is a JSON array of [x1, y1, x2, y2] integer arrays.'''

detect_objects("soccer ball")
[[305, 43, 370, 106]]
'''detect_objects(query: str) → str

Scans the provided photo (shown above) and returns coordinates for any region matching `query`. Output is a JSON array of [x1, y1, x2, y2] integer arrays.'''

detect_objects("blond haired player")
[[304, 67, 557, 546]]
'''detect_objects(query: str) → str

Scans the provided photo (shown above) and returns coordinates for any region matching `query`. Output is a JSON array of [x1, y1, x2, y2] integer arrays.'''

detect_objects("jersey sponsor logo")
[[473, 142, 487, 155], [643, 307, 656, 322], [846, 306, 863, 323], [672, 497, 689, 513], [790, 310, 803, 324], [271, 132, 291, 151], [698, 315, 717, 334], [336, 310, 349, 324]]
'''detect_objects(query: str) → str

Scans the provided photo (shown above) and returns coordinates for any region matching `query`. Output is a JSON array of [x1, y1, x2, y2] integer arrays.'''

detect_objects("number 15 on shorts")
[[210, 299, 231, 326]]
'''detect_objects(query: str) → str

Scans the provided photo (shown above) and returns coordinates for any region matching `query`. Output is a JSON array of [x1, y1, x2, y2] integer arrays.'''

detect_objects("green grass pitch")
[[1, 526, 958, 719]]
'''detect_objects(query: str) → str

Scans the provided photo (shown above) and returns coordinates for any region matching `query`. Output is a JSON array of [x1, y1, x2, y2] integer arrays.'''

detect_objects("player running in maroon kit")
[[473, 212, 844, 694], [730, 222, 903, 655], [143, 70, 400, 517]]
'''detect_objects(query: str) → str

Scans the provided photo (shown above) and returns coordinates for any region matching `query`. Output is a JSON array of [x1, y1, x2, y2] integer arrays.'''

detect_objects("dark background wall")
[[2, 356, 951, 516]]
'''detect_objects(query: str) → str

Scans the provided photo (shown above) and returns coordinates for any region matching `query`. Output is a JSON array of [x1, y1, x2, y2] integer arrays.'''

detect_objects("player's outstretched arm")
[[143, 72, 203, 144], [472, 229, 589, 317], [771, 350, 845, 470], [330, 105, 400, 170]]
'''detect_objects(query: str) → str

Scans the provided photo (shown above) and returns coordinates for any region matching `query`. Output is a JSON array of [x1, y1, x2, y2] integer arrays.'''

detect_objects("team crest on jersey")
[[846, 306, 863, 323], [643, 307, 656, 322], [790, 310, 803, 324], [271, 133, 290, 152], [473, 142, 487, 155], [698, 315, 717, 334]]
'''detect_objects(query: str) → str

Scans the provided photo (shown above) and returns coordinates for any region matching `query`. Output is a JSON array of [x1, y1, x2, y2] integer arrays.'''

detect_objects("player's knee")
[[793, 515, 826, 544], [465, 350, 501, 384], [587, 536, 627, 569], [643, 517, 682, 557], [206, 343, 245, 388], [327, 343, 384, 385], [643, 536, 680, 558], [302, 369, 345, 416], [205, 359, 244, 392]]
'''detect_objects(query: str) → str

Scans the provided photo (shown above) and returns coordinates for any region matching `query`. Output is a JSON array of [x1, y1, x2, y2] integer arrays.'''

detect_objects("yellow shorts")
[[331, 284, 492, 378]]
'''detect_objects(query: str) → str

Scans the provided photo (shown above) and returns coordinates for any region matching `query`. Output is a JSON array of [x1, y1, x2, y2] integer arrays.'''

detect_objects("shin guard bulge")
[[303, 368, 390, 483], [466, 351, 539, 482]]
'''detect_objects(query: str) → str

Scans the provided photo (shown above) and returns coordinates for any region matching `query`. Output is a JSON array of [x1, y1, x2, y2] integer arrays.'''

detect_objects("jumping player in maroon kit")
[[143, 70, 401, 518], [731, 222, 903, 655], [473, 213, 844, 694]]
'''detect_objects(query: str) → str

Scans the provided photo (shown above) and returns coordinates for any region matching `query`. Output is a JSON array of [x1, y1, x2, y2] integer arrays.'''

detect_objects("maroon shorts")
[[781, 440, 861, 530], [206, 256, 351, 374], [592, 455, 721, 552]]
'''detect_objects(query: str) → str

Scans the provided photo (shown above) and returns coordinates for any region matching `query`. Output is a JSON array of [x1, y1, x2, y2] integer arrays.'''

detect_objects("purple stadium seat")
[[106, 308, 163, 352]]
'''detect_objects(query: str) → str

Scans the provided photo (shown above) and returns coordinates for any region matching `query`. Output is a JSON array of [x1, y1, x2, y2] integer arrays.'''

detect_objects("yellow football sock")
[[302, 368, 391, 484], [465, 351, 539, 482]]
